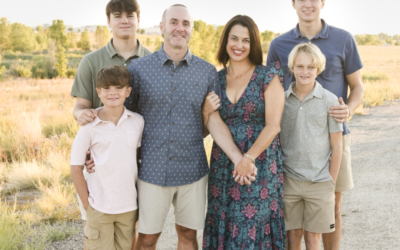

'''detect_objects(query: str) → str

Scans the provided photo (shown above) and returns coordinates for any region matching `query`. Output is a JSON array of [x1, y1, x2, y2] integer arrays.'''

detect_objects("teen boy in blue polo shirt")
[[267, 1, 364, 249]]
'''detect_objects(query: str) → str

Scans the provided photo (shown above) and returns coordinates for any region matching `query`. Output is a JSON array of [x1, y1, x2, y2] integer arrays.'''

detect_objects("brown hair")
[[96, 66, 130, 89], [216, 15, 263, 67], [106, 0, 140, 19]]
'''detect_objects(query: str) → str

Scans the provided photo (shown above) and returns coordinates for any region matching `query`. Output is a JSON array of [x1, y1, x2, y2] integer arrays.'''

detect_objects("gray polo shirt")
[[267, 19, 364, 135], [71, 38, 152, 108], [280, 81, 343, 182]]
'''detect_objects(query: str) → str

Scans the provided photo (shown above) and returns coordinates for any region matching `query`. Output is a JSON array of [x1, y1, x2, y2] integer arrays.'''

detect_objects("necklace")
[[227, 64, 254, 79]]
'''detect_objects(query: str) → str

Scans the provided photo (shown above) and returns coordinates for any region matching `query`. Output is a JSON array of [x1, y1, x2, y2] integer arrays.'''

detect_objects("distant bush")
[[14, 65, 32, 78], [262, 41, 270, 54], [31, 55, 58, 79], [66, 67, 77, 78], [362, 72, 389, 82]]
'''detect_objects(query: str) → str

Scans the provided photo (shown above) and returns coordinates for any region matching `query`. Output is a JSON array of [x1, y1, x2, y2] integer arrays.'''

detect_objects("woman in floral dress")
[[203, 15, 286, 250]]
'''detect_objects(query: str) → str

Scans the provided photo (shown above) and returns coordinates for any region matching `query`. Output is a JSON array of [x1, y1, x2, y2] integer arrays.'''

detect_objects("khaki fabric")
[[283, 175, 336, 234], [137, 175, 207, 234], [335, 134, 354, 192], [71, 38, 152, 109], [84, 204, 137, 250]]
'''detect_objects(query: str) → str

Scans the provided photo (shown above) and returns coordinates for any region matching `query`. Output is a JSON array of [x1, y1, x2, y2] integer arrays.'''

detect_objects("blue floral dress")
[[203, 62, 286, 250]]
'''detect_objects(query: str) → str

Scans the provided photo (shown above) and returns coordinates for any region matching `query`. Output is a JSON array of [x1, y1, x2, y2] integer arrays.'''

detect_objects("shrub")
[[362, 72, 389, 82], [262, 41, 270, 54], [7, 162, 58, 190], [14, 65, 32, 78], [66, 67, 77, 78]]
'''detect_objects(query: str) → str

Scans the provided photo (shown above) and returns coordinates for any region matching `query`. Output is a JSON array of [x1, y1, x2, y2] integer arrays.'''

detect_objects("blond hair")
[[288, 43, 326, 75]]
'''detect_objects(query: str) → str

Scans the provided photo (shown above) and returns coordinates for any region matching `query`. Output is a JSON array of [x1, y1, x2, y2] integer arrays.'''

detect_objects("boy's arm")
[[71, 165, 89, 210], [329, 132, 343, 183]]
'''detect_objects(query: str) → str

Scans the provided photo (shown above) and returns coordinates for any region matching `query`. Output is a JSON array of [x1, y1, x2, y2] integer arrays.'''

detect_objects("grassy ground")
[[0, 45, 399, 249]]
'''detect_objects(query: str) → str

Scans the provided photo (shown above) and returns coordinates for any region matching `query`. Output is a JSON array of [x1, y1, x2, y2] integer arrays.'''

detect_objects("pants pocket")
[[84, 226, 101, 249]]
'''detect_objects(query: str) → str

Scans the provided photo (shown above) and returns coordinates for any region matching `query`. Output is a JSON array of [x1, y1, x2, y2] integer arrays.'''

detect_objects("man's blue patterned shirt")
[[125, 46, 220, 187]]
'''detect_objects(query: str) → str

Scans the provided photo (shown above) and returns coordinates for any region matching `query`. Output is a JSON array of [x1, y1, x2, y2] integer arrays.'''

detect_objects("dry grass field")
[[0, 45, 399, 249]]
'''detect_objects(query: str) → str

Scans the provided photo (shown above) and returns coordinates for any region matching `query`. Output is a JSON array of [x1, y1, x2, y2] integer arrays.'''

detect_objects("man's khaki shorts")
[[335, 134, 354, 192], [84, 204, 137, 250], [137, 175, 207, 234], [283, 175, 336, 234]]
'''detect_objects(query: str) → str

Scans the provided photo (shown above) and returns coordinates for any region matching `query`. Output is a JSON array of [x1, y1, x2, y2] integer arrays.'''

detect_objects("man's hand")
[[85, 150, 96, 173], [202, 92, 220, 117], [329, 97, 350, 123], [233, 156, 257, 185], [77, 109, 98, 126]]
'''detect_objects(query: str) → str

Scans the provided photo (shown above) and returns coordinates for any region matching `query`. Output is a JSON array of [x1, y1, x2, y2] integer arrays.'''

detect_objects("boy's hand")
[[85, 150, 96, 173], [202, 92, 220, 117], [77, 109, 98, 126], [329, 97, 350, 123]]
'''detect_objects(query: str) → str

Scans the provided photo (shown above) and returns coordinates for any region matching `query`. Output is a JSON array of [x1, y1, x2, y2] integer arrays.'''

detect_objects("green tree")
[[393, 34, 400, 41], [145, 37, 152, 46], [9, 22, 37, 52], [67, 32, 77, 49], [49, 20, 68, 49], [0, 17, 11, 51], [35, 25, 49, 51], [377, 32, 391, 41], [154, 37, 162, 47], [95, 25, 110, 49], [189, 20, 221, 65], [260, 30, 274, 43], [55, 45, 68, 77], [385, 37, 393, 45], [0, 55, 5, 77], [77, 29, 91, 51]]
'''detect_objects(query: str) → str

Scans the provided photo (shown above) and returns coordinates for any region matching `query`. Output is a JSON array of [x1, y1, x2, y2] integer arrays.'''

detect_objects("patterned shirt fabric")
[[280, 81, 343, 182], [70, 107, 144, 214], [203, 62, 286, 250], [267, 19, 363, 135], [71, 38, 152, 108], [125, 46, 221, 187]]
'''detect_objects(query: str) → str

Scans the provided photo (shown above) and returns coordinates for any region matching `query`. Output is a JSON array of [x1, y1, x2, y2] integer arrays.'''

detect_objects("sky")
[[1, 0, 399, 35]]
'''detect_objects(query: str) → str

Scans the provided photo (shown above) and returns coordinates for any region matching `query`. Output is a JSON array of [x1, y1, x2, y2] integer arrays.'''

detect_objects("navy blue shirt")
[[267, 20, 363, 135], [125, 46, 220, 187]]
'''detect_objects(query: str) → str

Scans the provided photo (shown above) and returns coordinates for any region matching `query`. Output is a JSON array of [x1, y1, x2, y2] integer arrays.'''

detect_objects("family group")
[[69, 0, 364, 249]]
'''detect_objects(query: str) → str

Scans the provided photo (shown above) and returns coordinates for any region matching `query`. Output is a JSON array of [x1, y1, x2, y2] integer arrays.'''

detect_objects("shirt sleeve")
[[266, 40, 280, 65], [328, 99, 344, 134], [70, 56, 94, 101], [125, 62, 140, 112], [70, 127, 91, 166], [343, 35, 364, 75], [207, 66, 221, 111], [263, 61, 284, 90]]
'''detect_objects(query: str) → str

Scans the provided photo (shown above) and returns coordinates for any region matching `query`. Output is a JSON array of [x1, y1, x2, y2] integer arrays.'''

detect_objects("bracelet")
[[347, 105, 352, 117], [244, 153, 256, 163]]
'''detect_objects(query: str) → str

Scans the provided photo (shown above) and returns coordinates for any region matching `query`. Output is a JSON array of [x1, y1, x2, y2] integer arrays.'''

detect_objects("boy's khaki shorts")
[[84, 204, 137, 250], [137, 175, 207, 234], [283, 175, 336, 233], [335, 134, 354, 192]]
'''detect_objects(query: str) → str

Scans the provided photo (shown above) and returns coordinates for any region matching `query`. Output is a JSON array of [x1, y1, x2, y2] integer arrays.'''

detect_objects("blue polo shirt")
[[267, 20, 363, 135], [125, 46, 220, 187]]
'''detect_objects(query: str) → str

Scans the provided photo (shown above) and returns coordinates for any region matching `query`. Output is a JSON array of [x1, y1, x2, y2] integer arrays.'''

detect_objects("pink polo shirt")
[[70, 107, 144, 214]]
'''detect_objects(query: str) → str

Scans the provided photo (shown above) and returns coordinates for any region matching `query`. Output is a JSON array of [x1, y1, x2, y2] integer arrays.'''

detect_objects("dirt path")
[[47, 101, 400, 250]]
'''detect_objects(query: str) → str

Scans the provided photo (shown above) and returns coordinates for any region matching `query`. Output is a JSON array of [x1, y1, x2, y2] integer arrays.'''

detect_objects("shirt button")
[[173, 105, 176, 107], [172, 122, 175, 125], [174, 70, 177, 73], [171, 140, 173, 143], [169, 157, 172, 160], [124, 63, 126, 66], [300, 107, 303, 109], [174, 87, 176, 90]]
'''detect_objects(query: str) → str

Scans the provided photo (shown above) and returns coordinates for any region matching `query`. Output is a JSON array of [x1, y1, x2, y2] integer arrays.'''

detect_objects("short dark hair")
[[96, 66, 130, 89], [216, 15, 263, 67], [106, 0, 140, 19]]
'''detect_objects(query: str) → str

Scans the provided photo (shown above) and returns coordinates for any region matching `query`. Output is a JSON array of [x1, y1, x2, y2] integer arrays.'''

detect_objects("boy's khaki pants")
[[84, 204, 137, 250]]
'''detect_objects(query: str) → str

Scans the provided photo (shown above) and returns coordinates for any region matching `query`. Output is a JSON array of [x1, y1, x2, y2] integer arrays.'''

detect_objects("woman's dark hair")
[[216, 15, 263, 67]]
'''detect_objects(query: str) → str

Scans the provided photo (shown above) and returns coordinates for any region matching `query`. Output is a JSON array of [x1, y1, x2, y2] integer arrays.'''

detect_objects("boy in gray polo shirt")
[[280, 43, 343, 250]]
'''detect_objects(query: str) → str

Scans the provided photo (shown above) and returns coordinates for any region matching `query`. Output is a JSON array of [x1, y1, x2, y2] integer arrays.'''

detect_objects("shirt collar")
[[157, 44, 193, 67], [293, 19, 329, 40], [91, 107, 132, 126], [286, 81, 324, 99], [105, 38, 146, 59]]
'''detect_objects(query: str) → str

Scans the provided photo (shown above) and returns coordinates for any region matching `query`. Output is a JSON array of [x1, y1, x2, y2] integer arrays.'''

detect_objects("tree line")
[[354, 32, 400, 45]]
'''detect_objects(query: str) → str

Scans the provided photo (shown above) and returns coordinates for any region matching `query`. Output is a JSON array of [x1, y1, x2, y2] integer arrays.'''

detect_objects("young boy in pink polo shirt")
[[70, 65, 144, 250]]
